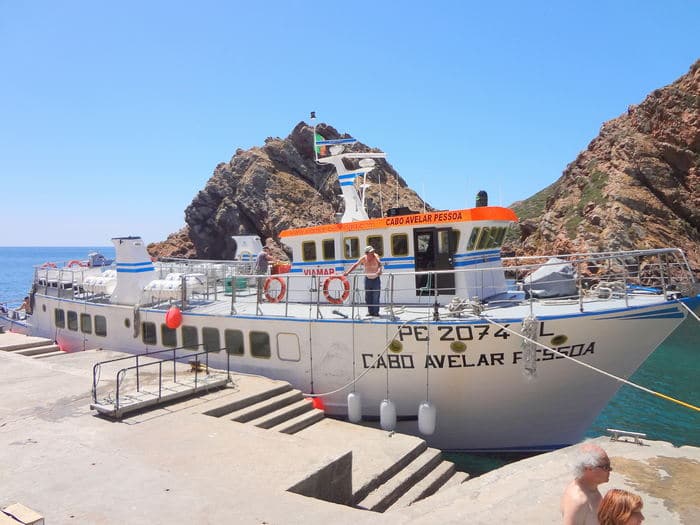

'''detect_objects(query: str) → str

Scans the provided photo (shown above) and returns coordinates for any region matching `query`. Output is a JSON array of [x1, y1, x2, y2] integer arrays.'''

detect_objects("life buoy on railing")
[[323, 275, 350, 304], [40, 262, 57, 269], [263, 276, 287, 303], [67, 259, 87, 268]]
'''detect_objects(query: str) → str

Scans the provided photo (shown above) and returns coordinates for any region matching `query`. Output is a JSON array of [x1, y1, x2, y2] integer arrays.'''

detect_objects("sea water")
[[1, 247, 698, 475]]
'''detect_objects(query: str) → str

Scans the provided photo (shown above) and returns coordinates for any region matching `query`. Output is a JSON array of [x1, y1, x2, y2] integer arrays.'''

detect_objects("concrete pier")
[[1, 332, 698, 524]]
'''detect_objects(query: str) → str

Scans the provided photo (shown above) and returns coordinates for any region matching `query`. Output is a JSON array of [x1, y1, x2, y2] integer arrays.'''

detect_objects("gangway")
[[90, 345, 232, 419]]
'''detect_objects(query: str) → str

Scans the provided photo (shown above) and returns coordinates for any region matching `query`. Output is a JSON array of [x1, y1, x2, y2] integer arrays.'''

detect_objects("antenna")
[[396, 175, 399, 207], [310, 111, 318, 162], [378, 170, 383, 217]]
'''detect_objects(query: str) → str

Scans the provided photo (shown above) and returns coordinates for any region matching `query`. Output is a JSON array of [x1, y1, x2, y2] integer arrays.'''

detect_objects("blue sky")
[[1, 1, 698, 246]]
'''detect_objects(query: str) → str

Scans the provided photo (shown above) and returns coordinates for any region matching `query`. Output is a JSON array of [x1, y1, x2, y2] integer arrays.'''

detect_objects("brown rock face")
[[510, 60, 700, 270], [151, 122, 427, 260]]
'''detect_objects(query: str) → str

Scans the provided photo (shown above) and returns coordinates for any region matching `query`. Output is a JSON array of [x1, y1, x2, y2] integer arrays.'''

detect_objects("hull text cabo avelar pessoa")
[[4, 118, 699, 452]]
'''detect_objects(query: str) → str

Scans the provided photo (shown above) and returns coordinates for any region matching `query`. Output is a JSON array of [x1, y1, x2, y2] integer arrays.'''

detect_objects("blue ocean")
[[1, 247, 698, 475]]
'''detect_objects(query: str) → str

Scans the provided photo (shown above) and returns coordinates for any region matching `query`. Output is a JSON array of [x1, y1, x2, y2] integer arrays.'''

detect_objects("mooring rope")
[[302, 314, 433, 398], [479, 314, 700, 413]]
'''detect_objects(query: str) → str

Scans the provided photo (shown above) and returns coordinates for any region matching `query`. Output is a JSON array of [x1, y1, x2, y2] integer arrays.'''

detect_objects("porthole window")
[[322, 239, 335, 260], [124, 318, 131, 328], [95, 315, 107, 337], [391, 234, 409, 256], [344, 237, 359, 259], [142, 322, 156, 345], [366, 236, 384, 256], [203, 327, 221, 353], [225, 329, 244, 355], [182, 325, 199, 350], [302, 241, 317, 262], [250, 331, 271, 359], [80, 313, 92, 334], [161, 324, 177, 347], [67, 311, 78, 331], [54, 309, 65, 328], [42, 304, 46, 313]]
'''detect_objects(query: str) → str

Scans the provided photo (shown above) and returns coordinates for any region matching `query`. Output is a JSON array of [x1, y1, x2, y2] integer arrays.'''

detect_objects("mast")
[[310, 112, 386, 223]]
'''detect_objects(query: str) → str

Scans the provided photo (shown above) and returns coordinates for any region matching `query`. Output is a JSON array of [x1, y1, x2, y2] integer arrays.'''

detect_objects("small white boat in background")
[[3, 120, 698, 452]]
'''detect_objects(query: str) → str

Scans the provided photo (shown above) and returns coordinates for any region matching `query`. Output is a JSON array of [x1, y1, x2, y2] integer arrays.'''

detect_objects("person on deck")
[[18, 296, 32, 315], [561, 443, 612, 525], [344, 246, 383, 316], [255, 247, 275, 302]]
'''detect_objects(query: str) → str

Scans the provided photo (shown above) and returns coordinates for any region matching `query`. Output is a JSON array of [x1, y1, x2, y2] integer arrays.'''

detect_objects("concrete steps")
[[269, 407, 325, 434], [0, 333, 67, 359], [230, 389, 303, 423], [203, 382, 326, 435], [247, 398, 314, 429], [202, 382, 293, 418], [356, 447, 443, 511], [11, 343, 61, 357], [387, 461, 467, 511]]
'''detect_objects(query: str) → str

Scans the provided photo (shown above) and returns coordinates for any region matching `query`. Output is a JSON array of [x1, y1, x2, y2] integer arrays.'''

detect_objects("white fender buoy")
[[418, 401, 437, 435], [380, 399, 397, 431], [347, 392, 362, 423]]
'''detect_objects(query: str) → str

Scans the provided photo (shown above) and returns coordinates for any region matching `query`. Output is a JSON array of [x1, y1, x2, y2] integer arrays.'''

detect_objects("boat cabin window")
[[203, 327, 220, 353], [95, 315, 107, 337], [344, 237, 360, 259], [250, 331, 271, 359], [322, 239, 335, 260], [67, 311, 78, 331], [366, 236, 384, 256], [80, 313, 92, 334], [477, 226, 507, 249], [54, 308, 65, 328], [161, 324, 177, 347], [225, 329, 244, 356], [182, 325, 199, 350], [391, 234, 409, 256], [467, 226, 506, 250], [142, 322, 157, 345], [302, 241, 317, 261], [467, 228, 481, 250]]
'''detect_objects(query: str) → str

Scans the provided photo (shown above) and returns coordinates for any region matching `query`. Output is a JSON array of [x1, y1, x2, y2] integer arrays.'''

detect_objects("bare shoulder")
[[561, 482, 588, 523]]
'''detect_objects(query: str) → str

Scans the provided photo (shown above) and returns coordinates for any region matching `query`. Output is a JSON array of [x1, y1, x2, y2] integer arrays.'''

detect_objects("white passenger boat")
[[4, 123, 698, 452]]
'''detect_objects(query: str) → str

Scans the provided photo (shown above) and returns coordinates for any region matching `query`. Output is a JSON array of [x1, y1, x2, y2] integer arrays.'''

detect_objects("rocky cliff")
[[510, 60, 700, 270], [148, 122, 427, 259]]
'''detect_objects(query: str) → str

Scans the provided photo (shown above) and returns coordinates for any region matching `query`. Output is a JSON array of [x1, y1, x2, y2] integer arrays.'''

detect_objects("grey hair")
[[572, 444, 606, 478]]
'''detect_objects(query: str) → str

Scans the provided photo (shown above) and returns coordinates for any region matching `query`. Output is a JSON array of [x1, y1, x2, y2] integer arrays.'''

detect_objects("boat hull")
[[22, 293, 696, 451]]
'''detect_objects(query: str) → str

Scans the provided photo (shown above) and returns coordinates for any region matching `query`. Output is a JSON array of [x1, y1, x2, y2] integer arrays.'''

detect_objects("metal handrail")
[[92, 343, 232, 405]]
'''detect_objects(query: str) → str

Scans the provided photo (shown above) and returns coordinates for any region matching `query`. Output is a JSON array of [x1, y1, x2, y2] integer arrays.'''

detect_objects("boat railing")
[[91, 343, 231, 411], [242, 247, 696, 316], [45, 248, 695, 316]]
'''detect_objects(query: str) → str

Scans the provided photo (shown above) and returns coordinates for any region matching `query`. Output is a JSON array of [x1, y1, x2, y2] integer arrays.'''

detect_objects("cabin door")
[[413, 228, 456, 296]]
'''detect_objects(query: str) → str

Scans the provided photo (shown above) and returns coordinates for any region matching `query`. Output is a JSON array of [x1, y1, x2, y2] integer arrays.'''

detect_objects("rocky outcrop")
[[152, 122, 427, 260], [147, 227, 196, 259], [509, 60, 700, 270]]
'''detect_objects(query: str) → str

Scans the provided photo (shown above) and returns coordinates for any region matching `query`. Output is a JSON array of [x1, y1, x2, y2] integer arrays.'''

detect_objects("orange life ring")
[[323, 275, 350, 304], [40, 262, 57, 269], [263, 276, 287, 303], [67, 260, 87, 268]]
